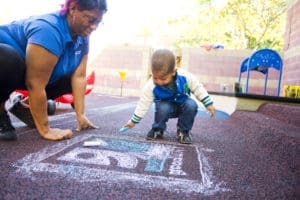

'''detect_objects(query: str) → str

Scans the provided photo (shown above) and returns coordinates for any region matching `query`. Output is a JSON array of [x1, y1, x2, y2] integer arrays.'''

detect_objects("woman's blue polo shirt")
[[0, 12, 89, 84]]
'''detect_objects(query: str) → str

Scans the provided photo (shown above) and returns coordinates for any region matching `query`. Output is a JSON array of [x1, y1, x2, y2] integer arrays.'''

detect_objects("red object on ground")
[[15, 70, 95, 104]]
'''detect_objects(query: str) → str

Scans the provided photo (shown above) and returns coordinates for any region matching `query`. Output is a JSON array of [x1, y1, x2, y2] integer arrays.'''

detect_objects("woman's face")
[[69, 6, 104, 37]]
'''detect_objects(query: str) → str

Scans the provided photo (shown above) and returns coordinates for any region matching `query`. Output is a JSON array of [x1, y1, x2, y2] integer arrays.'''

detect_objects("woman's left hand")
[[76, 115, 98, 131]]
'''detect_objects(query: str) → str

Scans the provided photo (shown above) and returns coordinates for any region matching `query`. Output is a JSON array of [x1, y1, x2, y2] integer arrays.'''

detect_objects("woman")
[[0, 0, 107, 141]]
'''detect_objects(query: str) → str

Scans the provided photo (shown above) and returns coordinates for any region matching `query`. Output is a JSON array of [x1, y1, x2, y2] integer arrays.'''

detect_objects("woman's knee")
[[0, 44, 26, 99], [0, 44, 25, 67], [0, 44, 25, 79]]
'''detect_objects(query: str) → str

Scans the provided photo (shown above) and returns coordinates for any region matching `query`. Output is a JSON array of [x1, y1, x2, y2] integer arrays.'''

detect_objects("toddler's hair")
[[151, 49, 175, 74]]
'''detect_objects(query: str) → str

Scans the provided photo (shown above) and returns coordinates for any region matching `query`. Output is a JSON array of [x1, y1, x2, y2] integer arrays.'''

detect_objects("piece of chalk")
[[83, 140, 102, 147], [119, 126, 130, 133]]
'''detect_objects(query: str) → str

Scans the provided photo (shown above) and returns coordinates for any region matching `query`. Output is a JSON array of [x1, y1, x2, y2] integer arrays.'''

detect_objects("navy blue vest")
[[153, 73, 190, 104]]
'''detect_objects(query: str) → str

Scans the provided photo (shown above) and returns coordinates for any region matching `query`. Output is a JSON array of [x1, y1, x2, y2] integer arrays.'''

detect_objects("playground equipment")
[[238, 48, 283, 96], [12, 70, 95, 115]]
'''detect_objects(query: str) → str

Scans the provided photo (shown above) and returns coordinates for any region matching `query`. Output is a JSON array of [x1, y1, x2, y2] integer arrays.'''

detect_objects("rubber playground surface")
[[0, 93, 299, 200]]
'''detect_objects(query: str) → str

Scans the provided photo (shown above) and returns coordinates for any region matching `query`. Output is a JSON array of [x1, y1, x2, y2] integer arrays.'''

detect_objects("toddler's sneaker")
[[177, 130, 192, 144], [146, 128, 164, 140], [0, 110, 17, 141], [8, 100, 35, 128]]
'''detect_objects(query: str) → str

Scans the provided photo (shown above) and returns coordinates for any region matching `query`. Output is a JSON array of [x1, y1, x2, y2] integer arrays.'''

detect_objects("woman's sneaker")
[[177, 130, 192, 144], [0, 111, 17, 141], [146, 128, 164, 140], [8, 100, 35, 128]]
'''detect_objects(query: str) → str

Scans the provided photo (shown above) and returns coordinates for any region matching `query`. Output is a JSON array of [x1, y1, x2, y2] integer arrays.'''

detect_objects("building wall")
[[283, 0, 300, 85], [89, 46, 152, 96], [89, 46, 281, 97], [181, 48, 281, 95]]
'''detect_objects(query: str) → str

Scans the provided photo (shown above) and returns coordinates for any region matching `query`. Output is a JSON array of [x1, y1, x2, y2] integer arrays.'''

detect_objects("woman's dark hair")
[[60, 0, 107, 15]]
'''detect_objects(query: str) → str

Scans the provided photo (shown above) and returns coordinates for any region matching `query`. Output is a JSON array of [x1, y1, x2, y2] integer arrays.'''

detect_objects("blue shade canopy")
[[238, 48, 283, 96]]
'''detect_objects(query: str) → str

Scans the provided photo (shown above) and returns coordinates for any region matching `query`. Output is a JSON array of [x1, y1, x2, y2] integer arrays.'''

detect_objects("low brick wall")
[[181, 47, 281, 95], [89, 46, 283, 97], [89, 46, 151, 96], [283, 0, 300, 86]]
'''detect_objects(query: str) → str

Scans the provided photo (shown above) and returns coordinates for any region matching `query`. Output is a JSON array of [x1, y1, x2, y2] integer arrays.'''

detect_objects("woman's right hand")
[[41, 128, 73, 141]]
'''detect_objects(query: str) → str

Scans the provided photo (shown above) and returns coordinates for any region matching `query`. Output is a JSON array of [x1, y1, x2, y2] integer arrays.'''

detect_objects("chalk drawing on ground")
[[12, 134, 229, 195]]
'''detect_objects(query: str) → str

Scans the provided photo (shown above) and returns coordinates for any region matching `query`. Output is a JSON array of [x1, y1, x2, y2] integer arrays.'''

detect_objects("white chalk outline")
[[12, 133, 229, 195], [11, 102, 229, 195]]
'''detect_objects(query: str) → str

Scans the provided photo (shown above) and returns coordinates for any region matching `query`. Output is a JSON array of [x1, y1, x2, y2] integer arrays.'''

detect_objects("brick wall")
[[89, 46, 152, 96], [181, 48, 281, 95], [283, 0, 300, 85], [89, 46, 282, 96]]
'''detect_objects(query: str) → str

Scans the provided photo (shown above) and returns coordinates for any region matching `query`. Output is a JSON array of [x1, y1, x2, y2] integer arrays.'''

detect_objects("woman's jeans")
[[0, 43, 72, 103], [152, 97, 198, 132]]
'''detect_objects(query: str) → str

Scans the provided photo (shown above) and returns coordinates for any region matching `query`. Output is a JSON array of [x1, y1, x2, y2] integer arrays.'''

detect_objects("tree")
[[167, 0, 287, 50], [222, 0, 287, 50]]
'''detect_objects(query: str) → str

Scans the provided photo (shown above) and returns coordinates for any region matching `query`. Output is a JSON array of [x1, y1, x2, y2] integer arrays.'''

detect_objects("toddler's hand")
[[119, 120, 135, 133], [206, 105, 216, 117], [119, 126, 130, 133]]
